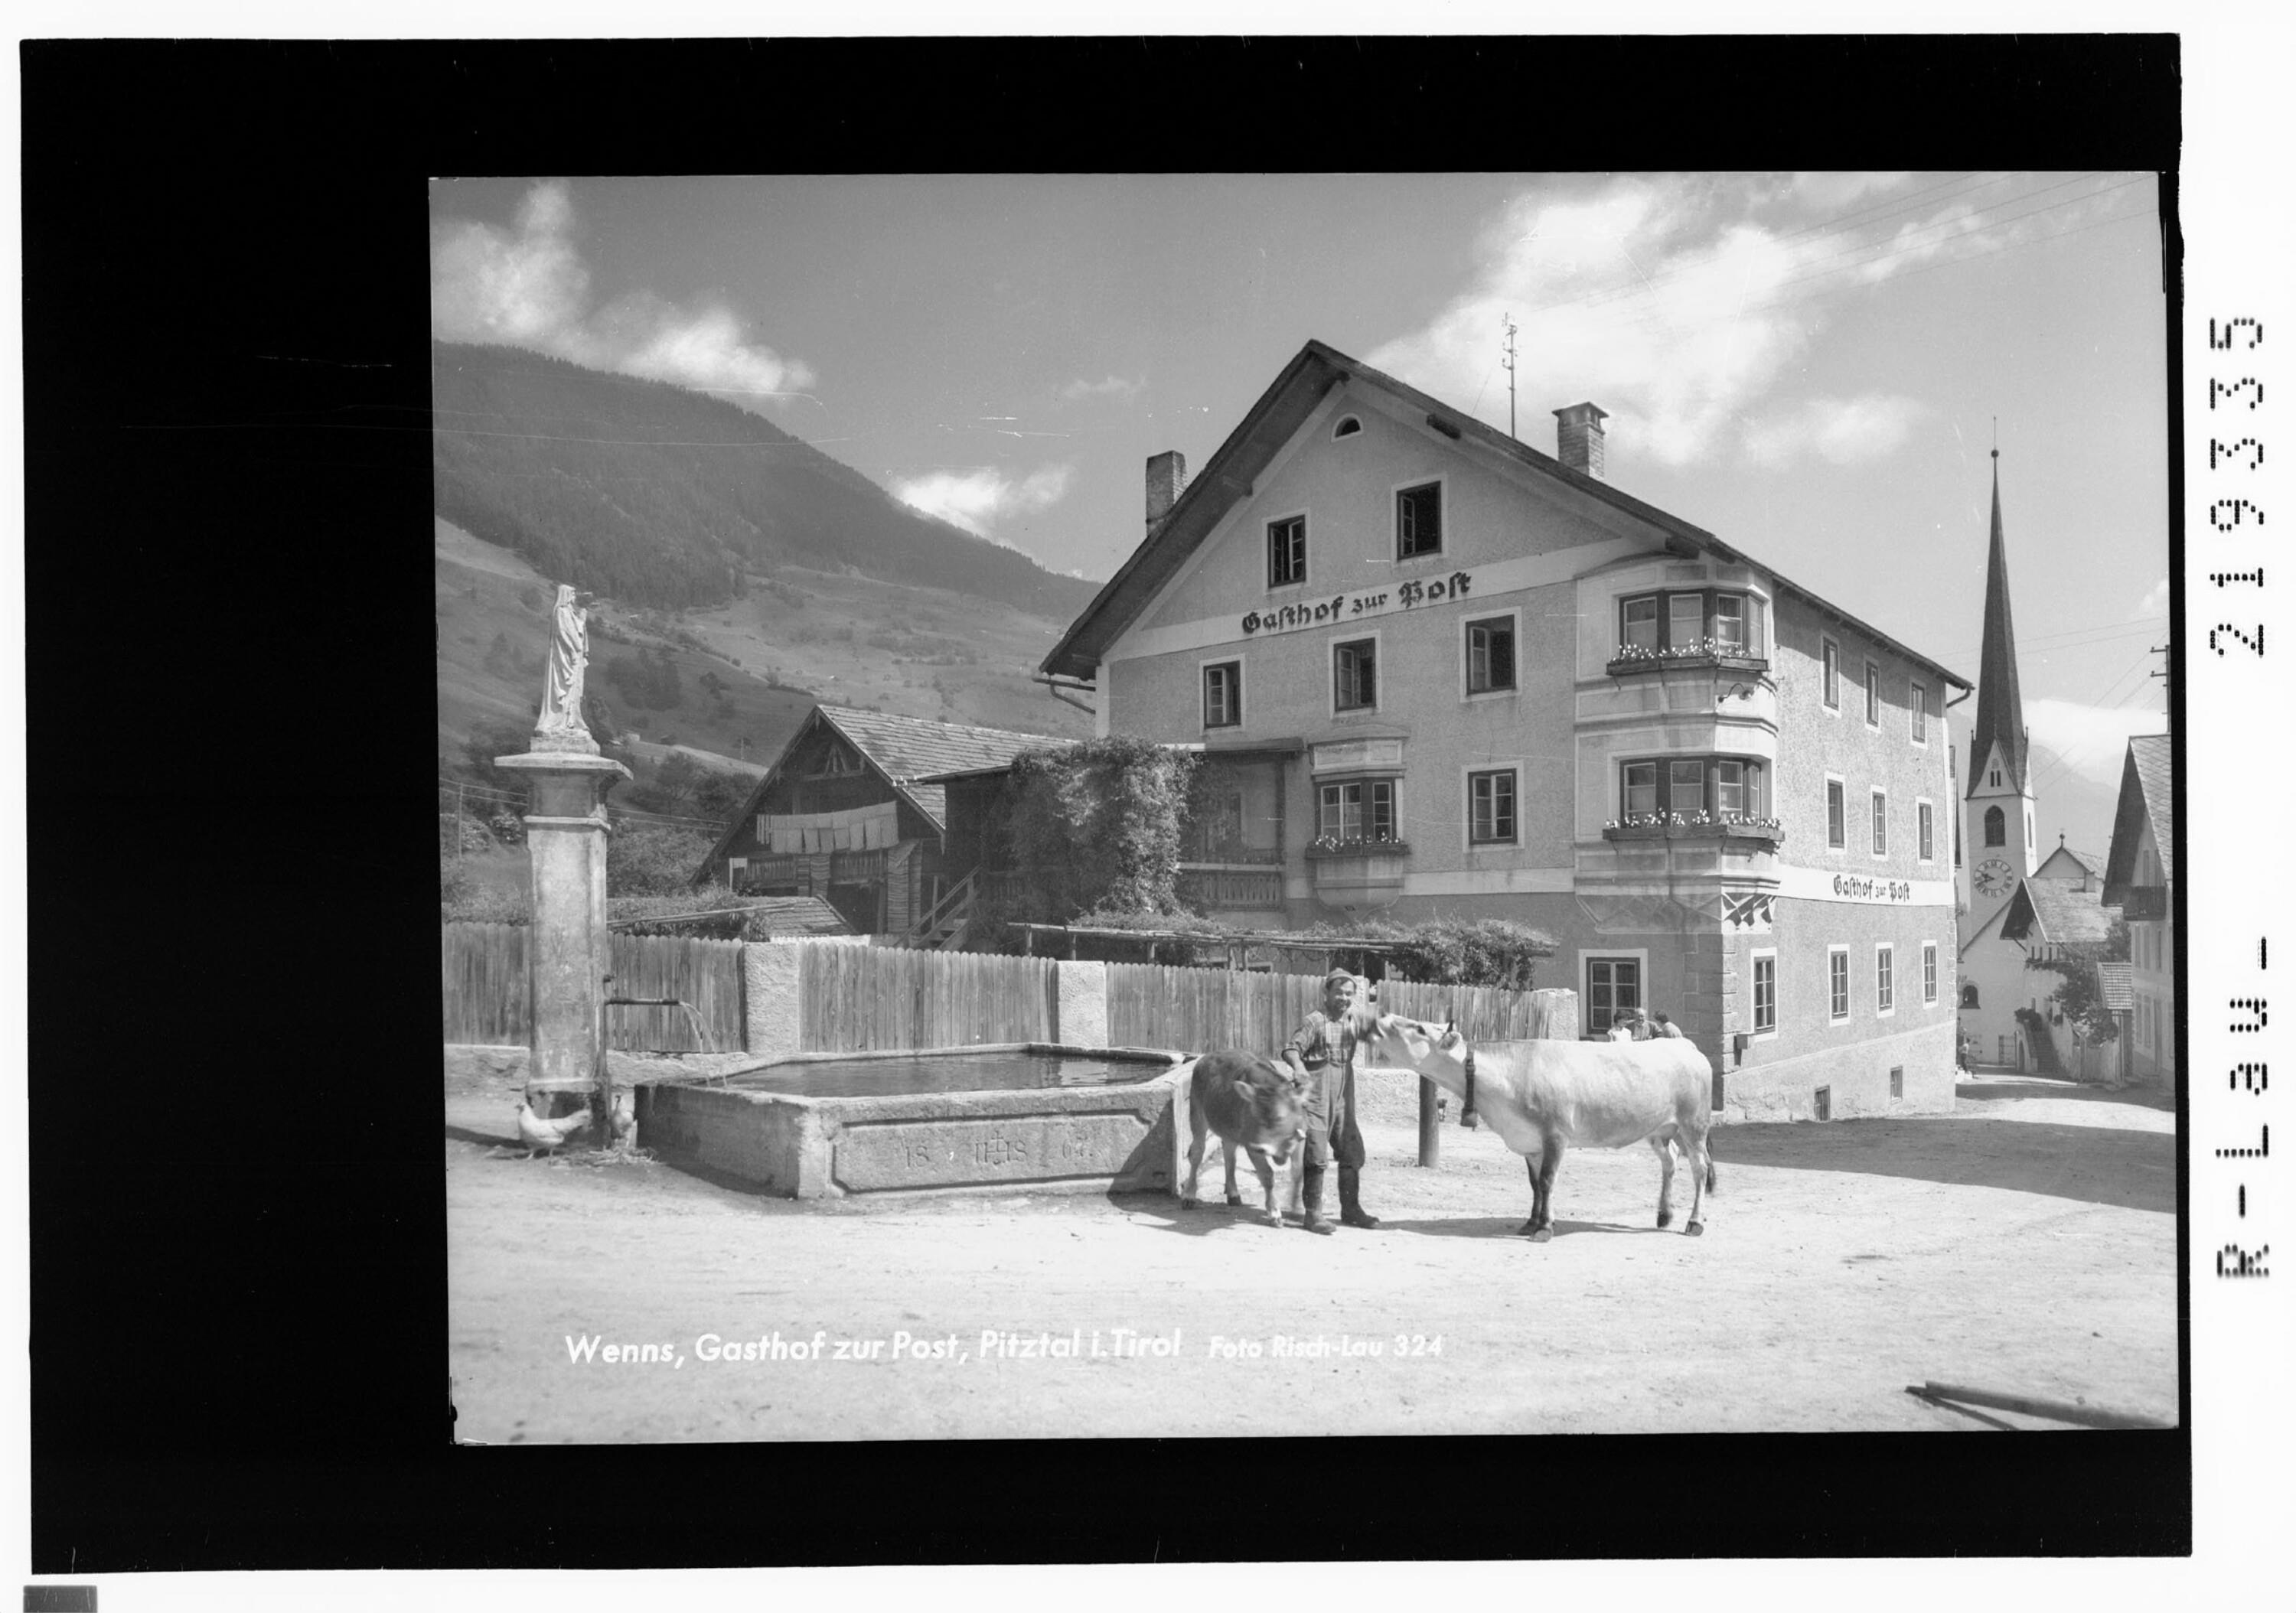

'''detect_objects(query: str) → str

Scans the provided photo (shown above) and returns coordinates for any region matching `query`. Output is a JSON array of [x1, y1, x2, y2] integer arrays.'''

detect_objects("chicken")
[[610, 1090, 638, 1148], [516, 1097, 594, 1157]]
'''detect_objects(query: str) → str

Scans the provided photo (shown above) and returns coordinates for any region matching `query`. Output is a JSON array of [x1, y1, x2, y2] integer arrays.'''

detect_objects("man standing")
[[1283, 969, 1379, 1235]]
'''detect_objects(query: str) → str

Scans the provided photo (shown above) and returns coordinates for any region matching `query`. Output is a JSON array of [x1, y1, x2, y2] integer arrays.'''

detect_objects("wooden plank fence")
[[440, 923, 745, 1052], [606, 933, 745, 1053], [1106, 963, 1562, 1055], [798, 943, 1058, 1053], [441, 922, 530, 1046]]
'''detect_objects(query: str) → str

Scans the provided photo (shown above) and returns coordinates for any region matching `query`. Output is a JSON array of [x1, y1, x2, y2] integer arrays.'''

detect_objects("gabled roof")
[[2000, 875, 2119, 949], [2034, 842, 2105, 881], [695, 703, 1062, 880], [1967, 455, 2030, 797], [1041, 338, 1971, 692], [2102, 732, 2176, 903], [2095, 961, 2135, 1012]]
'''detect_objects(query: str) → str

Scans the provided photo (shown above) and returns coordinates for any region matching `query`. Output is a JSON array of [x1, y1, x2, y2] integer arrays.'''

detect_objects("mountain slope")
[[432, 341, 1101, 617]]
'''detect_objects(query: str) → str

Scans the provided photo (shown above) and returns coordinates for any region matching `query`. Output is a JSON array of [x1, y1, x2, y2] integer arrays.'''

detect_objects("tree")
[[608, 822, 720, 896], [2025, 916, 2130, 1047]]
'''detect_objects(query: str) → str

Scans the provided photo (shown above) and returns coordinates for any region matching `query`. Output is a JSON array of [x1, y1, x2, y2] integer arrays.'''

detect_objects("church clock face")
[[1974, 858, 2014, 898]]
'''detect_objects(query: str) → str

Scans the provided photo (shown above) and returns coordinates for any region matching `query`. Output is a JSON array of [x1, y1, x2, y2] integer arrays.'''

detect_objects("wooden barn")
[[692, 704, 1059, 939]]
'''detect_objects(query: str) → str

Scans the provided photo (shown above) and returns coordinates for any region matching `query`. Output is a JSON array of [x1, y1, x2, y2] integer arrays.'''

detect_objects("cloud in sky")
[[2135, 577, 2170, 617], [1061, 374, 1146, 403], [891, 464, 1075, 540], [2025, 696, 2168, 782], [1742, 393, 1929, 468], [1365, 172, 2125, 467], [431, 181, 816, 410]]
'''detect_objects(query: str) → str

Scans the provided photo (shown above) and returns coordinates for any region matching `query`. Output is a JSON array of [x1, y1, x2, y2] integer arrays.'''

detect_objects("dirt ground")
[[447, 1061, 2178, 1442]]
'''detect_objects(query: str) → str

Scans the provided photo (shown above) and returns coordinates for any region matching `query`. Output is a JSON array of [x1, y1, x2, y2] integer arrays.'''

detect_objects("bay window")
[[1616, 588, 1766, 657], [1619, 755, 1770, 820], [1319, 779, 1396, 842]]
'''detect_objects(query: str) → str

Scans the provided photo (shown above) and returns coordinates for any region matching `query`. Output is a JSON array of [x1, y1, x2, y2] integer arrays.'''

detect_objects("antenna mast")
[[1501, 313, 1520, 439]]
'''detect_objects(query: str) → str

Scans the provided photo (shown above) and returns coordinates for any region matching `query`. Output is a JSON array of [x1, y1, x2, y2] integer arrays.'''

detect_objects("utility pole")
[[1501, 313, 1520, 439], [2148, 643, 2172, 721]]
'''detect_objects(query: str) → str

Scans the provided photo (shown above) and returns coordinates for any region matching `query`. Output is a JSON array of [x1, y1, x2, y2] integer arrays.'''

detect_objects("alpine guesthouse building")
[[1041, 341, 1970, 1120]]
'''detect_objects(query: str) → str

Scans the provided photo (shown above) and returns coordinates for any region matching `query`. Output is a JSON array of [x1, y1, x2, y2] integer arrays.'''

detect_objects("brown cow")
[[1179, 1051, 1309, 1227]]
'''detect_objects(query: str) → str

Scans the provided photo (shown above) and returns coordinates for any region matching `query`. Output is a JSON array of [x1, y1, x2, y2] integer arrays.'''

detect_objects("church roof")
[[1967, 455, 2030, 797]]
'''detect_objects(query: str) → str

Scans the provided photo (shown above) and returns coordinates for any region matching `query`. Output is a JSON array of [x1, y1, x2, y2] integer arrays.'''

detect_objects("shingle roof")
[[2095, 961, 2135, 1012], [816, 705, 1061, 829], [2128, 734, 2174, 884], [2003, 876, 2119, 947], [2102, 733, 2175, 903], [745, 896, 856, 937]]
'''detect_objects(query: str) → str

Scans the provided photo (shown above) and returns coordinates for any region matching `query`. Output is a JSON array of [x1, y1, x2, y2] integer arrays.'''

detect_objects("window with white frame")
[[1870, 789, 1889, 856], [1586, 956, 1642, 1035], [1319, 779, 1395, 842], [1877, 944, 1895, 1014], [1333, 637, 1377, 712], [1827, 778, 1846, 849], [1753, 953, 1777, 1035], [1864, 659, 1881, 725], [1468, 768, 1518, 845], [1202, 660, 1241, 728], [1923, 942, 1939, 1004], [1828, 947, 1851, 1022], [1822, 637, 1841, 709], [1910, 680, 1927, 742], [1465, 614, 1516, 693], [1917, 800, 1934, 862]]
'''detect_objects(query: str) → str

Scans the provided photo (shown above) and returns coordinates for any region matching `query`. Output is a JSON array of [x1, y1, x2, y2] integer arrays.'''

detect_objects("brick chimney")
[[1146, 450, 1188, 526], [1553, 402, 1609, 481]]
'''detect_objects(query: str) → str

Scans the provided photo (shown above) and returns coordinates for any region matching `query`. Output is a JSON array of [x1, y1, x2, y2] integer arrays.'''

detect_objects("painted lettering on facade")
[[1831, 875, 1914, 903], [1241, 571, 1474, 636]]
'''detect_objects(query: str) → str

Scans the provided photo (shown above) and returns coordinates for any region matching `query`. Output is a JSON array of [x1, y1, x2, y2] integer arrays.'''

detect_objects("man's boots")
[[1338, 1167, 1381, 1230], [1300, 1166, 1335, 1234]]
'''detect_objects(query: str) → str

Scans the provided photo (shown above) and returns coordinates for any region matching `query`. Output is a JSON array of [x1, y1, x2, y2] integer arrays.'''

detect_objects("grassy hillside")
[[432, 341, 1101, 618], [435, 519, 1090, 793]]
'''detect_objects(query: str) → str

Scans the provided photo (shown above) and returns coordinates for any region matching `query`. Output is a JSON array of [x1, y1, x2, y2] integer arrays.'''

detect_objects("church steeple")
[[1967, 448, 2027, 799]]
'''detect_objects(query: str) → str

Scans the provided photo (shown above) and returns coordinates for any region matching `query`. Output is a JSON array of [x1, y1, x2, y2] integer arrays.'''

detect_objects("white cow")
[[1362, 1012, 1717, 1240]]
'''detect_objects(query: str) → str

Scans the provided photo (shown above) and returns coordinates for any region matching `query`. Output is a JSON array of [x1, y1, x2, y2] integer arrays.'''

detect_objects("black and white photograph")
[[433, 167, 2179, 1443], [27, 22, 2283, 1601]]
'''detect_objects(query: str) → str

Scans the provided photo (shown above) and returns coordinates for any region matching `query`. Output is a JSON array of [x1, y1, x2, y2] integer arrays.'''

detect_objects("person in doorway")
[[1282, 969, 1380, 1234], [1650, 1012, 1684, 1039]]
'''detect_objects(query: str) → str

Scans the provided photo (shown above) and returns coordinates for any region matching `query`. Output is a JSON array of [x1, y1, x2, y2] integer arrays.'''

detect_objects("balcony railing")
[[1178, 866, 1286, 911], [2116, 886, 2168, 921], [1602, 816, 1785, 851], [1605, 641, 1770, 679], [1179, 835, 1285, 865]]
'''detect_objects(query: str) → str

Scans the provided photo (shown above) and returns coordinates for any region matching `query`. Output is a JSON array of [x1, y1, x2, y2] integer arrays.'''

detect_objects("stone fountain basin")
[[634, 1043, 1189, 1198]]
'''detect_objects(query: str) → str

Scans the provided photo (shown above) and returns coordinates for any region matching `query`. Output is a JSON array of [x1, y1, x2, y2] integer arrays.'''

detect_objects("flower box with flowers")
[[1602, 811, 1785, 848], [1605, 639, 1770, 679], [1304, 835, 1413, 861]]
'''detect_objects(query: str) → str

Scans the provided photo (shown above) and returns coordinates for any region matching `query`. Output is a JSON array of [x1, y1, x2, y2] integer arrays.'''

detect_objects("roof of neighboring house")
[[1041, 338, 1973, 691], [2001, 875, 2120, 947], [745, 896, 857, 937], [2102, 733, 2176, 903], [2095, 961, 2135, 1012], [2034, 842, 2106, 881], [694, 704, 1063, 881]]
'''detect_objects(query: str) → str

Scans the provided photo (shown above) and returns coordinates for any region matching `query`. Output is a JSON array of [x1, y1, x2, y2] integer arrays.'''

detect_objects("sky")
[[429, 171, 2171, 843]]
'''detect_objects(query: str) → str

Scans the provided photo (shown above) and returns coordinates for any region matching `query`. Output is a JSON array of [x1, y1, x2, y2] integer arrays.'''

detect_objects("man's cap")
[[1322, 969, 1356, 987]]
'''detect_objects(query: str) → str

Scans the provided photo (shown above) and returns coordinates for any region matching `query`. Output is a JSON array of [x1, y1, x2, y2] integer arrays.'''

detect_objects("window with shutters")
[[1333, 637, 1378, 712], [1267, 514, 1306, 588], [1396, 481, 1443, 559]]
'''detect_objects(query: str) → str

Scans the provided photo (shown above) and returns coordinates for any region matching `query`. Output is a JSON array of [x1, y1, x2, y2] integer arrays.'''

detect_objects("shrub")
[[441, 860, 531, 924], [609, 822, 720, 895], [610, 889, 777, 940]]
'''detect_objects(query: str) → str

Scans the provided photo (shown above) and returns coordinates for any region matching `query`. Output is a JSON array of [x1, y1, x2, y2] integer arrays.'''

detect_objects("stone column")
[[495, 749, 631, 1120]]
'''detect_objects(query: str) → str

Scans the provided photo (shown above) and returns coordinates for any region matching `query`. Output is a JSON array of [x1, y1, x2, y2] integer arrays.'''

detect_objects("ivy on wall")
[[993, 737, 1201, 923]]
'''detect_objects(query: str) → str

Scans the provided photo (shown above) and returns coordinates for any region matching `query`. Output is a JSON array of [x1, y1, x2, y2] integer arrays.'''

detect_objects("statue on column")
[[533, 584, 600, 753]]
